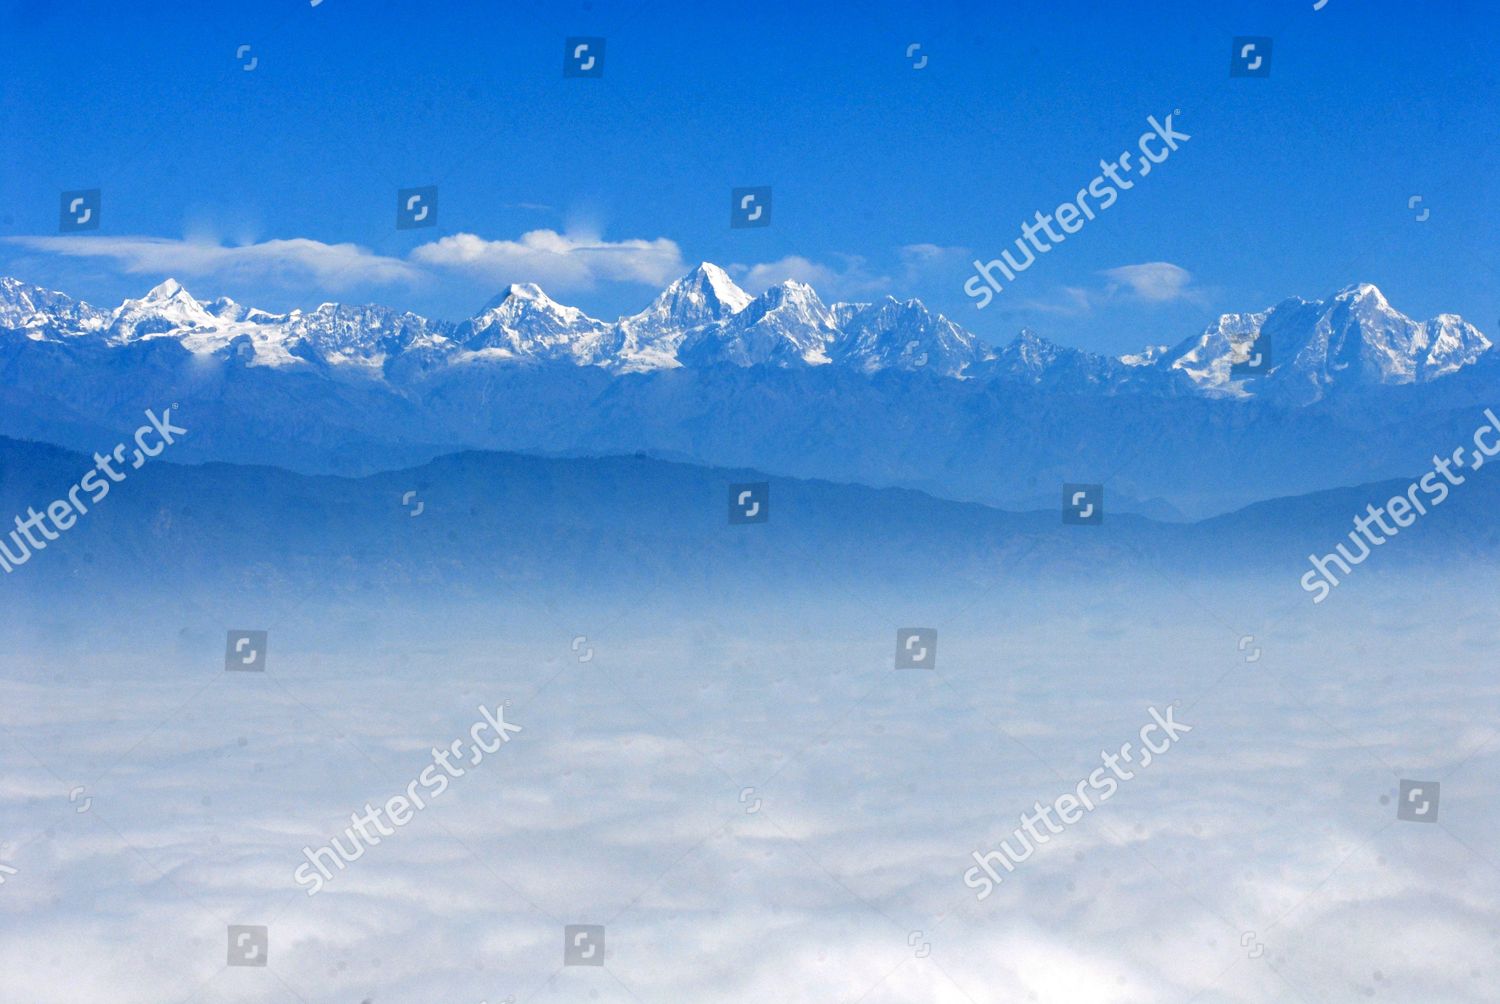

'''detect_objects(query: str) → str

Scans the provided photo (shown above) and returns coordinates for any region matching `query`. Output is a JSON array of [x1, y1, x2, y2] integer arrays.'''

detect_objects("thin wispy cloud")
[[2, 235, 421, 292], [1019, 285, 1095, 317], [409, 230, 686, 290], [733, 255, 889, 300], [1017, 264, 1200, 318], [1100, 262, 1196, 303], [5, 231, 974, 309]]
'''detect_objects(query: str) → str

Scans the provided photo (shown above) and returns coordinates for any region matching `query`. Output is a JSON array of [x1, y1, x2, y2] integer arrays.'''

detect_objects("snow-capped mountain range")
[[4, 266, 1496, 519], [2, 266, 1489, 401]]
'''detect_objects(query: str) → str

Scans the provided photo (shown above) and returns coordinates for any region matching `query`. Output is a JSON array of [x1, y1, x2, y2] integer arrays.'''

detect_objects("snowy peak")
[[460, 283, 608, 362], [283, 302, 445, 368], [655, 262, 752, 323], [828, 297, 985, 377], [142, 277, 188, 302], [0, 272, 1490, 397], [1154, 283, 1492, 402], [109, 278, 221, 341], [0, 277, 108, 336], [983, 327, 1151, 392], [678, 279, 838, 367]]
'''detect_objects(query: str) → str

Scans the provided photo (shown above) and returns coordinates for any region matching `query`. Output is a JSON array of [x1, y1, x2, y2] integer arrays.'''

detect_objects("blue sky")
[[1, 0, 1495, 354]]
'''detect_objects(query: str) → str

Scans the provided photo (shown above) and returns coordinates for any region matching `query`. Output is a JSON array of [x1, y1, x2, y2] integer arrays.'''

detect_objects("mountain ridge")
[[2, 268, 1488, 400]]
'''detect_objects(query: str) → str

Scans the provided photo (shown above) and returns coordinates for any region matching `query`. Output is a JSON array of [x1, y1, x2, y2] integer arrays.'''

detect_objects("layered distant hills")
[[2, 267, 1494, 517]]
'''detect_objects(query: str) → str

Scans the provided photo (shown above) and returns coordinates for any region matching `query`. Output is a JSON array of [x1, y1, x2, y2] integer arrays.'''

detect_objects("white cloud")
[[1100, 262, 1195, 302], [897, 242, 971, 277], [1019, 285, 1095, 317], [2, 235, 420, 292], [733, 255, 890, 301], [409, 229, 685, 290]]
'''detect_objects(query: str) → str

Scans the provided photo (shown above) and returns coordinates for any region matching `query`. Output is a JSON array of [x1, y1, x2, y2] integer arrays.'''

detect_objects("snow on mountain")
[[677, 280, 838, 367], [0, 272, 1490, 400], [1155, 309, 1270, 395], [1121, 344, 1170, 367], [611, 262, 752, 370], [283, 302, 449, 370], [456, 283, 610, 364], [1153, 283, 1492, 402], [829, 297, 986, 377], [106, 278, 224, 342], [981, 328, 1155, 392], [0, 277, 108, 338]]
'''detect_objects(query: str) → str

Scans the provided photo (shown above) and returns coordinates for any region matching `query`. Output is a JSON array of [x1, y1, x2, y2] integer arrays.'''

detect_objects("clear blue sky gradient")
[[2, 0, 1495, 354]]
